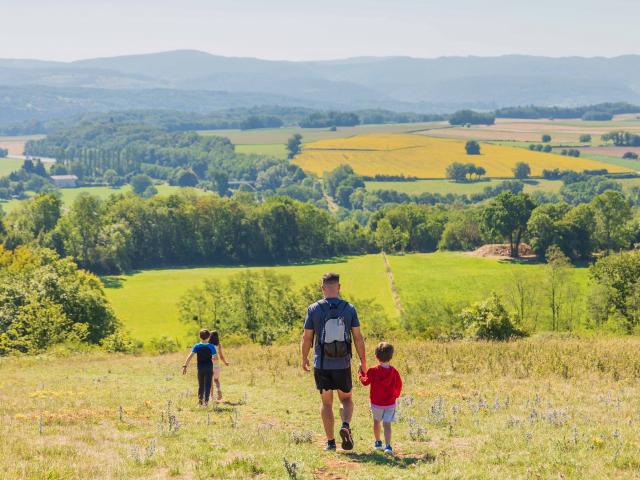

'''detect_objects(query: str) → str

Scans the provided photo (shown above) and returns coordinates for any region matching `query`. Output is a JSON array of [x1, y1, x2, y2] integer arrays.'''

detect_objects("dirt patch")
[[574, 146, 640, 158], [468, 243, 535, 259], [313, 458, 360, 480], [0, 141, 25, 156]]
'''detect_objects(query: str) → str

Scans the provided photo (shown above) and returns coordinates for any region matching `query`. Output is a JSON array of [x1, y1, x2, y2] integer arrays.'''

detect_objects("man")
[[301, 272, 367, 451]]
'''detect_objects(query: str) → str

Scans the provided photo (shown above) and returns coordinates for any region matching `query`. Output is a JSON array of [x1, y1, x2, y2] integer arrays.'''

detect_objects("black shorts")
[[314, 367, 352, 393]]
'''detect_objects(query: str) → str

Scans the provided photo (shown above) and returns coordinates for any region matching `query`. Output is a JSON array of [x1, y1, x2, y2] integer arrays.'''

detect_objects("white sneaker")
[[374, 440, 383, 450], [384, 445, 393, 454]]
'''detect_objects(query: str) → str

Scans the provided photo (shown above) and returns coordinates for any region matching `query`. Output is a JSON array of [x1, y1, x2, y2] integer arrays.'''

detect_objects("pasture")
[[294, 134, 627, 178], [0, 156, 23, 177], [235, 143, 288, 158], [2, 338, 639, 479]]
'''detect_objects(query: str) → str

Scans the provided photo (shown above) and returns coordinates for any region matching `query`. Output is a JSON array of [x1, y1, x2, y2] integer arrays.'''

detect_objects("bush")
[[623, 151, 638, 160], [101, 331, 143, 353], [541, 134, 551, 143], [458, 293, 525, 341], [148, 336, 181, 354], [465, 140, 481, 155]]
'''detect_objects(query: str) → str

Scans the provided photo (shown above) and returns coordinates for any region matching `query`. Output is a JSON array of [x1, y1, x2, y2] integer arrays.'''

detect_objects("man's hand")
[[302, 357, 311, 372], [359, 363, 366, 375]]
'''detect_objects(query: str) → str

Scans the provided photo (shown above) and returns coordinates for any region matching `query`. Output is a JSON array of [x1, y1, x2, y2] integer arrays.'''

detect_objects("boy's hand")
[[302, 357, 311, 372], [223, 361, 230, 366], [182, 365, 187, 375]]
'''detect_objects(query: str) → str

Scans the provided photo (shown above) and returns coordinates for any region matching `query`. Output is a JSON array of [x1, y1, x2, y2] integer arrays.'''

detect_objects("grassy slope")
[[235, 143, 287, 158], [0, 157, 22, 176], [388, 252, 589, 306], [105, 254, 395, 344], [2, 339, 639, 479], [365, 179, 563, 195]]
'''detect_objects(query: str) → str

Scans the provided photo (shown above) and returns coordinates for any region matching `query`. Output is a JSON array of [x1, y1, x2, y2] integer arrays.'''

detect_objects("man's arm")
[[351, 326, 366, 374], [301, 328, 314, 371]]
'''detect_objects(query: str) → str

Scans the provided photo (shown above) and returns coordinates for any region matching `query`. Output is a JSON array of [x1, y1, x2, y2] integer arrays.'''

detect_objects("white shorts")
[[371, 404, 397, 422], [213, 363, 221, 380]]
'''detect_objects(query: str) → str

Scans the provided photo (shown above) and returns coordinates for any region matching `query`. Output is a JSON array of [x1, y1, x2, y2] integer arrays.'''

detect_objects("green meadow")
[[104, 252, 592, 346], [365, 179, 563, 196], [0, 156, 22, 176]]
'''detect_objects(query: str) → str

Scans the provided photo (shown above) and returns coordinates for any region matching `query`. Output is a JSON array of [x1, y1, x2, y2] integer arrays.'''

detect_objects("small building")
[[50, 174, 79, 188]]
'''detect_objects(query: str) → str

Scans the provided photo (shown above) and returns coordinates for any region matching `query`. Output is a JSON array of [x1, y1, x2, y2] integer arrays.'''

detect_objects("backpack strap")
[[317, 299, 330, 369]]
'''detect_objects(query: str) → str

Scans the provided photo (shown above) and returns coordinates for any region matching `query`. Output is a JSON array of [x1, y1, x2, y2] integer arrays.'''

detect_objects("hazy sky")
[[1, 0, 638, 61]]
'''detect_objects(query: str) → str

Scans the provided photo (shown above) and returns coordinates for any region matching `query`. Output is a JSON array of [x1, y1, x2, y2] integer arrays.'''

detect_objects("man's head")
[[375, 342, 394, 363], [199, 329, 211, 341], [321, 272, 340, 298]]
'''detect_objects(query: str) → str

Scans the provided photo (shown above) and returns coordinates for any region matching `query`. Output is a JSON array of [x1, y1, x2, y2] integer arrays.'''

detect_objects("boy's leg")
[[373, 419, 382, 442], [320, 389, 335, 441], [383, 422, 392, 446], [203, 366, 213, 403], [197, 368, 205, 404]]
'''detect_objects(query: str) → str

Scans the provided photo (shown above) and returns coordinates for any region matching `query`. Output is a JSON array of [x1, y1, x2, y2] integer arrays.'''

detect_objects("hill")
[[293, 134, 629, 178], [1, 51, 640, 124]]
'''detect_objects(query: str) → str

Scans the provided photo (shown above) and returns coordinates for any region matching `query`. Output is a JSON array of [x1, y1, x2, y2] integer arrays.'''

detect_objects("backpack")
[[317, 299, 352, 368]]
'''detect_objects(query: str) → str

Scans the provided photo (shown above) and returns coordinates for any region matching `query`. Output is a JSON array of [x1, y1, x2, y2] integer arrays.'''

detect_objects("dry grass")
[[294, 134, 629, 178], [1, 338, 640, 479]]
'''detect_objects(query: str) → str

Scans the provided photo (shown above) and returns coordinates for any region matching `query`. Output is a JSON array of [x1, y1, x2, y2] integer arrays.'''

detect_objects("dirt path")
[[382, 252, 403, 315], [323, 189, 339, 212]]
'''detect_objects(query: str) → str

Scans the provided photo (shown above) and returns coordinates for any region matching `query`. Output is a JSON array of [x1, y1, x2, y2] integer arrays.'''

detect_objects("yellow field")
[[294, 134, 631, 178]]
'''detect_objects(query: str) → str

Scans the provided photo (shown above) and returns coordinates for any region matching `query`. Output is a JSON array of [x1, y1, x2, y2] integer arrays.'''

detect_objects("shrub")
[[465, 140, 481, 155], [101, 331, 143, 353], [541, 134, 551, 143], [458, 293, 526, 341], [148, 336, 181, 354], [622, 151, 638, 160]]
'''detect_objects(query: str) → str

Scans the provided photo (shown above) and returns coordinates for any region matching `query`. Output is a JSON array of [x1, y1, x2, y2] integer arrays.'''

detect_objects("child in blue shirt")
[[182, 329, 218, 406]]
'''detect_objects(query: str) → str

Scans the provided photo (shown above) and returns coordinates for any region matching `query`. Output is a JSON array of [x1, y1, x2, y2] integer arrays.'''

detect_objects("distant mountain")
[[0, 50, 639, 125]]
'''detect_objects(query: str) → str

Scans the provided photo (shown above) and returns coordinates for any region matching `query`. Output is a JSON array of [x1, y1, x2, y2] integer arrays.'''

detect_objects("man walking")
[[301, 272, 367, 451]]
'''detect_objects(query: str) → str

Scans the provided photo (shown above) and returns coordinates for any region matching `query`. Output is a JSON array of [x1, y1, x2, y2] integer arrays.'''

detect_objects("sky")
[[1, 0, 639, 61]]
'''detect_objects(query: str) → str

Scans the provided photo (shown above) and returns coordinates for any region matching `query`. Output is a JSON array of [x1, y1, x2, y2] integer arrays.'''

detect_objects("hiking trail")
[[382, 252, 403, 315]]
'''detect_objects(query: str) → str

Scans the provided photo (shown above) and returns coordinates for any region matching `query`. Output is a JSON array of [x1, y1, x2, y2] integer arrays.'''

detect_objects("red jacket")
[[359, 364, 402, 407]]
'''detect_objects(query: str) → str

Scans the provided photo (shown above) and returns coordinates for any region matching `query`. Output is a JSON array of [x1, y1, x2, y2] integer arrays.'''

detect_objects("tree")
[[465, 140, 481, 155], [579, 134, 592, 143], [175, 169, 198, 187], [623, 151, 639, 160], [446, 162, 469, 182], [591, 190, 632, 254], [475, 166, 486, 179], [286, 133, 303, 159], [541, 134, 551, 143], [103, 169, 119, 187], [130, 174, 153, 195], [0, 147, 8, 158], [481, 192, 535, 257], [512, 162, 531, 179], [545, 245, 571, 331]]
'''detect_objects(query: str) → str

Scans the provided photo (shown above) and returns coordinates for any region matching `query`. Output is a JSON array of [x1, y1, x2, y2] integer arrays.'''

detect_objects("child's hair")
[[375, 342, 394, 363], [209, 331, 220, 346], [199, 329, 210, 340]]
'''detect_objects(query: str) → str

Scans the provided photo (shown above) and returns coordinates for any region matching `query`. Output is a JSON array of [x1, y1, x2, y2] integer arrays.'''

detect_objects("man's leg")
[[337, 390, 353, 425], [320, 389, 335, 441]]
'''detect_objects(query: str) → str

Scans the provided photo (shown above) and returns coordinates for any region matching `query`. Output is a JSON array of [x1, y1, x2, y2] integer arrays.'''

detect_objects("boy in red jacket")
[[358, 342, 402, 454]]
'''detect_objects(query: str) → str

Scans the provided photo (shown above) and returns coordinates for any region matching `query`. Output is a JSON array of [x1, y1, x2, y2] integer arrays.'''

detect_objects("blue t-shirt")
[[303, 297, 359, 370], [192, 342, 217, 367]]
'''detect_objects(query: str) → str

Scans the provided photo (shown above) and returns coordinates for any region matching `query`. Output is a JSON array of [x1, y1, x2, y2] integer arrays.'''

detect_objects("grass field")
[[2, 338, 640, 479], [105, 254, 395, 344], [294, 134, 628, 178], [235, 143, 288, 158], [0, 184, 192, 214], [0, 156, 23, 176], [365, 179, 563, 196], [105, 252, 593, 346], [388, 252, 588, 307]]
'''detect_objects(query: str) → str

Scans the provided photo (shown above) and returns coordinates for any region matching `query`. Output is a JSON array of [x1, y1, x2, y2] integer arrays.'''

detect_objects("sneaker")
[[384, 445, 393, 454], [339, 426, 354, 451], [374, 440, 383, 450], [325, 440, 337, 451]]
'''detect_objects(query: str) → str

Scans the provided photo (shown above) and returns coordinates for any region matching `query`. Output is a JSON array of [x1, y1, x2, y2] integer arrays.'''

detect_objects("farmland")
[[0, 156, 23, 177], [2, 338, 640, 479], [294, 134, 628, 178]]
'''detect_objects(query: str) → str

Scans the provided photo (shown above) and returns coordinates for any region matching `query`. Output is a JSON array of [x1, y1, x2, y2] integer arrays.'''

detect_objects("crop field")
[[0, 134, 44, 156], [365, 179, 563, 196], [200, 122, 445, 145], [418, 117, 640, 144], [104, 254, 395, 344], [294, 134, 628, 178], [2, 338, 640, 479]]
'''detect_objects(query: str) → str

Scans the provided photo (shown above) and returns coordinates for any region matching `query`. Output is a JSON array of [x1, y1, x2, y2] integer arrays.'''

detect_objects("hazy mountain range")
[[1, 50, 640, 126]]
